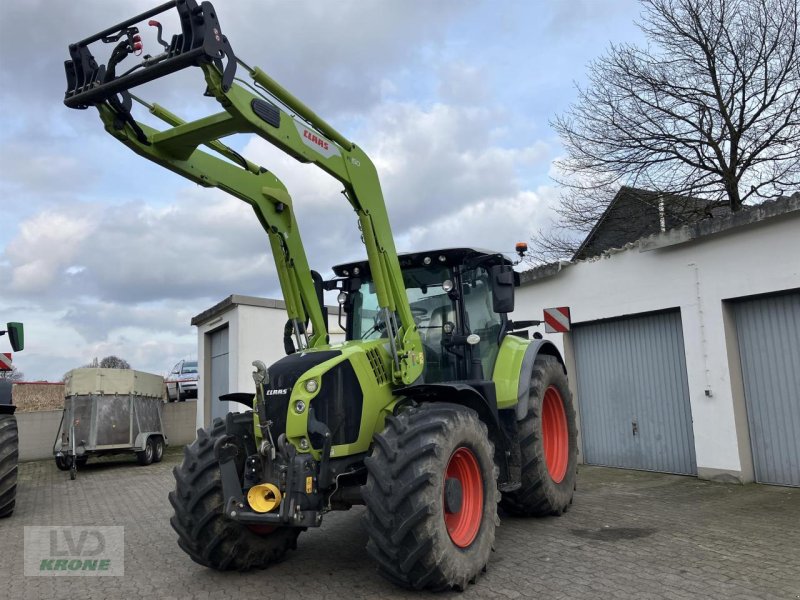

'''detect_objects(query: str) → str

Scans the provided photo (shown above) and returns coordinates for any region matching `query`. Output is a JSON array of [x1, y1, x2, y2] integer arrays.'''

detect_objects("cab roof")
[[332, 247, 512, 278]]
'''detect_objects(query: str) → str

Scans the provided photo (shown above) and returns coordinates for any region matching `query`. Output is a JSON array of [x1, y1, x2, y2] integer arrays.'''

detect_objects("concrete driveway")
[[1, 449, 798, 599]]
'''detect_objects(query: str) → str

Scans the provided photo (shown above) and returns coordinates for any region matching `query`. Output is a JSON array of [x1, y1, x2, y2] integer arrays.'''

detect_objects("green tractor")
[[64, 1, 577, 590], [0, 322, 24, 518]]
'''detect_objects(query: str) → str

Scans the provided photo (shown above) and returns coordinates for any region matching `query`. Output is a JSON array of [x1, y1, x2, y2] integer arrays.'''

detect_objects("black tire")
[[152, 436, 164, 463], [501, 355, 578, 517], [0, 414, 19, 518], [55, 454, 72, 471], [362, 403, 499, 591], [137, 438, 155, 466], [169, 417, 301, 570], [69, 464, 77, 481]]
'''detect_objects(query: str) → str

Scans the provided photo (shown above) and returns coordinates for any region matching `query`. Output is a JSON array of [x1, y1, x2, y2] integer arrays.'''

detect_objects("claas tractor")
[[63, 1, 577, 590]]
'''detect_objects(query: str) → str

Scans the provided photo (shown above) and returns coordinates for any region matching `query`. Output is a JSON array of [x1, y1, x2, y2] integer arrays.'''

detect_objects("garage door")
[[572, 310, 697, 475], [209, 326, 230, 423], [732, 291, 800, 487]]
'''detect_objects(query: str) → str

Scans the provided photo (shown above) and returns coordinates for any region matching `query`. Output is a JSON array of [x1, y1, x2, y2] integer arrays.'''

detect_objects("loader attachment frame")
[[63, 0, 424, 384]]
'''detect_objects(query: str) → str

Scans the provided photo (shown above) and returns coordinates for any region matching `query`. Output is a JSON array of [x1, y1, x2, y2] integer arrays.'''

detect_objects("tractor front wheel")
[[501, 355, 578, 516], [362, 403, 498, 591], [169, 417, 301, 570]]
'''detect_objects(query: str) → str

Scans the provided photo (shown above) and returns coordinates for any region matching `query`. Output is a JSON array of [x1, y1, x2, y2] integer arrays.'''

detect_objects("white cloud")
[[5, 211, 96, 293]]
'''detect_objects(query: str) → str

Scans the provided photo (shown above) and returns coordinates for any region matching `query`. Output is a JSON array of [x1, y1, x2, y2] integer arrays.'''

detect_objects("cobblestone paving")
[[1, 449, 798, 599]]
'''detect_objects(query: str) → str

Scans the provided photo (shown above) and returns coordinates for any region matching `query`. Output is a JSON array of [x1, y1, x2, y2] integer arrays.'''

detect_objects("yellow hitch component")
[[246, 483, 282, 513]]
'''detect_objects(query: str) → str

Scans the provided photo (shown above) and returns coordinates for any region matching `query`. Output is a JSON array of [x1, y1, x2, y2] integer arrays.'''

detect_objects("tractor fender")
[[394, 382, 505, 447], [515, 340, 565, 421]]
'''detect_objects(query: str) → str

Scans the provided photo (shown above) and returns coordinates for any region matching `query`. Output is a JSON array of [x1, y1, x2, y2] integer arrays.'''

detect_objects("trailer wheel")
[[362, 403, 498, 591], [169, 418, 301, 570], [152, 437, 165, 463], [137, 438, 155, 466], [501, 355, 578, 516], [55, 455, 71, 471], [0, 414, 19, 518]]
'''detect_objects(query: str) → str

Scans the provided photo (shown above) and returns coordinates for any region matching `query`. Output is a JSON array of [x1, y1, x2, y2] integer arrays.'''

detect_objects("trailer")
[[54, 368, 168, 480]]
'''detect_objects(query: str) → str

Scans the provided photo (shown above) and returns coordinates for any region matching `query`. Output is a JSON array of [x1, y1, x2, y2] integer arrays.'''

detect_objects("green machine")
[[64, 1, 578, 590]]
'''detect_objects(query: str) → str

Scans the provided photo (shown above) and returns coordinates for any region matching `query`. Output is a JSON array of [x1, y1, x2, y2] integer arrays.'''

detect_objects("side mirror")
[[490, 265, 515, 313], [6, 322, 24, 352]]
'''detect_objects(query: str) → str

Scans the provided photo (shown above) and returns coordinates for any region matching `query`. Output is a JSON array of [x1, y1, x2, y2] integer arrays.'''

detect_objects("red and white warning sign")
[[0, 353, 12, 371], [543, 307, 571, 333]]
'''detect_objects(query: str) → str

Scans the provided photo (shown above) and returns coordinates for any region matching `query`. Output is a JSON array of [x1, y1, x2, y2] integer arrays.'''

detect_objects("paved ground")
[[1, 449, 798, 600]]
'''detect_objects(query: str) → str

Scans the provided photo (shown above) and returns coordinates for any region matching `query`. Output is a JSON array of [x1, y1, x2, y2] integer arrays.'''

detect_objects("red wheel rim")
[[443, 447, 483, 548], [542, 385, 569, 483]]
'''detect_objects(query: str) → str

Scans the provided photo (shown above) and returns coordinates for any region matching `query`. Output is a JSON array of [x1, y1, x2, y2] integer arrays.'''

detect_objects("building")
[[517, 193, 799, 485], [573, 186, 728, 260]]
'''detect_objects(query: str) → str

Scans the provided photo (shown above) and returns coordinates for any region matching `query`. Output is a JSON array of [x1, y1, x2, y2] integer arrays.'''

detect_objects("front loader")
[[63, 1, 578, 590]]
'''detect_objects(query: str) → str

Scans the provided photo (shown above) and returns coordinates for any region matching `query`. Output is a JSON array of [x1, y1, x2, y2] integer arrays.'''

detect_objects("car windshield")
[[182, 361, 198, 374], [351, 266, 454, 340]]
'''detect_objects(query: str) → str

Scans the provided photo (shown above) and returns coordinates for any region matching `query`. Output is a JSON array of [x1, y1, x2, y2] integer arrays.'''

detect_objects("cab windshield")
[[347, 263, 502, 382], [350, 266, 454, 340]]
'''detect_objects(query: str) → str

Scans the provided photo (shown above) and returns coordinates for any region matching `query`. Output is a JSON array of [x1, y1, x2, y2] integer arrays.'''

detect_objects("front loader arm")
[[64, 0, 423, 383], [96, 102, 329, 348]]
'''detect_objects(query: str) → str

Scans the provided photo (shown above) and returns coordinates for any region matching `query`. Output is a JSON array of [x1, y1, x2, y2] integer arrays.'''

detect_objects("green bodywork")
[[253, 340, 396, 460], [492, 335, 531, 410]]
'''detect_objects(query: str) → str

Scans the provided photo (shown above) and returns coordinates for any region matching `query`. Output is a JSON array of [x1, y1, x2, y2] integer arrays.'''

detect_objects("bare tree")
[[538, 0, 799, 261]]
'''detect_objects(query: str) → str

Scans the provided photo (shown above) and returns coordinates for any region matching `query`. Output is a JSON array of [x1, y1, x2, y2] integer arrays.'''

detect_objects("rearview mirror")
[[6, 322, 24, 352], [490, 266, 515, 313]]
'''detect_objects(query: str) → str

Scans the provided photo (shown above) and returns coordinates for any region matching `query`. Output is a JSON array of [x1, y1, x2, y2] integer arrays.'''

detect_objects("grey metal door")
[[209, 327, 230, 423], [572, 310, 696, 475], [732, 291, 800, 487]]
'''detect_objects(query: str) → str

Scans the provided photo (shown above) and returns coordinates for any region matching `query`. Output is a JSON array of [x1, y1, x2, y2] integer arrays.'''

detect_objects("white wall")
[[515, 212, 799, 482], [17, 402, 198, 462]]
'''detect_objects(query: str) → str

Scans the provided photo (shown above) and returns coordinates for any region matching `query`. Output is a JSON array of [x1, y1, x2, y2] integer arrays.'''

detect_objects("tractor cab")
[[332, 248, 517, 384]]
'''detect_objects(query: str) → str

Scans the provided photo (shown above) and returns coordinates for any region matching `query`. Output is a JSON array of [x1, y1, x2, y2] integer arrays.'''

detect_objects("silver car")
[[165, 359, 198, 402]]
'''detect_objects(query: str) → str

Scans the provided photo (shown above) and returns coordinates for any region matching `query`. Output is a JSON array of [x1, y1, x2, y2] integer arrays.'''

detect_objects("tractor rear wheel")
[[169, 417, 301, 570], [362, 403, 498, 591], [0, 414, 18, 518], [501, 355, 577, 516]]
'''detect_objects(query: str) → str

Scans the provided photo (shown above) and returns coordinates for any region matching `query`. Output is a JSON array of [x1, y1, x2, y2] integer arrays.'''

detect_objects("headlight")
[[304, 379, 318, 393]]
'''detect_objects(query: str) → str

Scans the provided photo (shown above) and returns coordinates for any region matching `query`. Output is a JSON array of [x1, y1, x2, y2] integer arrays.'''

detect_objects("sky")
[[0, 0, 645, 381]]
